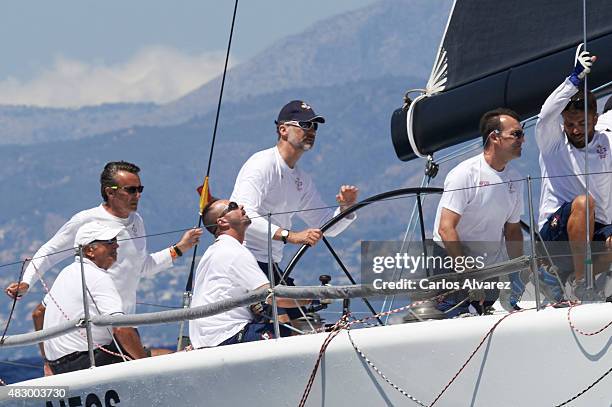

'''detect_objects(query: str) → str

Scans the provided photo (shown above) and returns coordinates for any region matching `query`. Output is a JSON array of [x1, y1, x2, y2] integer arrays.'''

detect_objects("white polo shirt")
[[22, 204, 173, 314], [43, 258, 124, 361], [230, 146, 355, 263], [433, 153, 524, 264], [189, 234, 269, 347]]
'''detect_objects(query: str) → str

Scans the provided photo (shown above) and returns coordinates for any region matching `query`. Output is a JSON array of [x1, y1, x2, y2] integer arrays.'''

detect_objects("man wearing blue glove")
[[535, 45, 612, 300]]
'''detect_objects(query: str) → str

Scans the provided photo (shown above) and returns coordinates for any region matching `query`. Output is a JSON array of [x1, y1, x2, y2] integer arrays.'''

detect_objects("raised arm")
[[535, 46, 595, 151]]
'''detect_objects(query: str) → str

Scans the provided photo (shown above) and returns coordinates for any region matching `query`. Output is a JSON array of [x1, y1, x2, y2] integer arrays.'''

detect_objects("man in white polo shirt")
[[433, 108, 525, 316], [189, 199, 309, 348], [39, 222, 147, 374], [6, 161, 202, 312], [230, 100, 358, 319], [535, 49, 612, 299]]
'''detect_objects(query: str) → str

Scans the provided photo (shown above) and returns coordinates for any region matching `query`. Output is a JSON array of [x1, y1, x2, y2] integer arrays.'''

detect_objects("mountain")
[[0, 0, 548, 365], [0, 0, 452, 146], [159, 0, 453, 122], [0, 73, 547, 363]]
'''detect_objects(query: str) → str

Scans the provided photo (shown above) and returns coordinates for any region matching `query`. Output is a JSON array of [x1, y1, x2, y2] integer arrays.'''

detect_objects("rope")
[[298, 314, 350, 407], [346, 325, 428, 407], [553, 366, 612, 407], [428, 309, 525, 406], [566, 302, 612, 336], [0, 259, 29, 345]]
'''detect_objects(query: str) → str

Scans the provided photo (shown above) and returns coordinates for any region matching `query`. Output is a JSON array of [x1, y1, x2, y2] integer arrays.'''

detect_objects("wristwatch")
[[280, 229, 290, 244]]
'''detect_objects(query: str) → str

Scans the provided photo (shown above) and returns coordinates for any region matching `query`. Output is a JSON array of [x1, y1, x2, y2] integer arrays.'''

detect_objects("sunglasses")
[[219, 201, 240, 217], [211, 201, 240, 234], [282, 120, 318, 131], [493, 129, 525, 139], [110, 185, 144, 194]]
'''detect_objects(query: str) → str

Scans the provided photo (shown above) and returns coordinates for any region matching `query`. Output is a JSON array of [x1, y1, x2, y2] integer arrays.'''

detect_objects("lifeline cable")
[[0, 169, 611, 271]]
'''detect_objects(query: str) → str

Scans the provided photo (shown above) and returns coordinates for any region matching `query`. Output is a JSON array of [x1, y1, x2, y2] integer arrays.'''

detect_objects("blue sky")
[[0, 0, 376, 107]]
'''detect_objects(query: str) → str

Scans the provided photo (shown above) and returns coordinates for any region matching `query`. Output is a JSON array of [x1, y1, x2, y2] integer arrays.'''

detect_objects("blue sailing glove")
[[569, 43, 594, 87]]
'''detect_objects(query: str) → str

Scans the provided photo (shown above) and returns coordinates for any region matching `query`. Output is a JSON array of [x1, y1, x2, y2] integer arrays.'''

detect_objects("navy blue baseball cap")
[[275, 100, 326, 124]]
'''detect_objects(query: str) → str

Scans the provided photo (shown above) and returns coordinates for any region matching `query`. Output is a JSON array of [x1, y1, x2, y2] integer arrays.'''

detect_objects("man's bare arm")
[[32, 304, 53, 376], [438, 208, 464, 259], [112, 327, 147, 359], [504, 222, 524, 259]]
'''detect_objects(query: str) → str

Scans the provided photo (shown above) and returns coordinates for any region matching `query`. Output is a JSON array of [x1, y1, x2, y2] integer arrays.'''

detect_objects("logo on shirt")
[[550, 215, 560, 229], [295, 177, 304, 192], [507, 181, 515, 193], [596, 144, 608, 159], [132, 224, 137, 234], [478, 180, 490, 187]]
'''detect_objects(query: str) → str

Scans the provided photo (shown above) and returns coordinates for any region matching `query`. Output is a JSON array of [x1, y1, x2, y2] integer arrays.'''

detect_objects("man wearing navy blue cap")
[[230, 100, 358, 317]]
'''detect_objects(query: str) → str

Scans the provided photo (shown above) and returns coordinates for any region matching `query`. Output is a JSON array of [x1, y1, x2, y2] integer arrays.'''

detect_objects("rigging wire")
[[178, 0, 239, 350], [581, 0, 594, 290], [0, 170, 611, 273], [0, 259, 28, 345]]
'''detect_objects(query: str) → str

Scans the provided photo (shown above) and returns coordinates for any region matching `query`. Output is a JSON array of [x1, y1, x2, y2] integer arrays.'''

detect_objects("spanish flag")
[[197, 176, 212, 214]]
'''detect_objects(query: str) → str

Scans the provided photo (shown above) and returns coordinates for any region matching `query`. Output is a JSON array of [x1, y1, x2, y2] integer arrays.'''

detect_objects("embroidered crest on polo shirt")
[[551, 215, 560, 229], [301, 102, 311, 110], [596, 144, 608, 159], [295, 177, 304, 191]]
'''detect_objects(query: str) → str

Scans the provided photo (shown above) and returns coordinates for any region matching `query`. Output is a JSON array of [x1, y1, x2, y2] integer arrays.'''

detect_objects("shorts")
[[218, 322, 291, 346], [540, 200, 612, 280], [257, 261, 302, 320]]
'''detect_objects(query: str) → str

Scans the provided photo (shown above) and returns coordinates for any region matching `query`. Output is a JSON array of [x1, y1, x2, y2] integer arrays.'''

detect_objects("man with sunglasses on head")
[[189, 199, 310, 347], [432, 108, 525, 316], [7, 161, 202, 307], [230, 101, 359, 304], [535, 48, 612, 300], [34, 222, 148, 374]]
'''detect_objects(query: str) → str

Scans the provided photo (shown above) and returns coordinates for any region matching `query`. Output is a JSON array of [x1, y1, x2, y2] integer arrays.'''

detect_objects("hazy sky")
[[0, 0, 377, 107]]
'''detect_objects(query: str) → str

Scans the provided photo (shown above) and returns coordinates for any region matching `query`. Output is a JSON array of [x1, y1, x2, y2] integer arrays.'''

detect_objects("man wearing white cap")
[[6, 161, 202, 312], [36, 221, 148, 374]]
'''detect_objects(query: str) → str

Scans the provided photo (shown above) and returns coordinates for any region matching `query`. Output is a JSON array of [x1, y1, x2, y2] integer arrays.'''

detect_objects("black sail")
[[392, 0, 612, 162]]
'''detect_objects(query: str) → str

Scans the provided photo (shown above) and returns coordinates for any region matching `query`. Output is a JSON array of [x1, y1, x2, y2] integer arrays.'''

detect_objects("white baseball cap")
[[74, 222, 123, 246]]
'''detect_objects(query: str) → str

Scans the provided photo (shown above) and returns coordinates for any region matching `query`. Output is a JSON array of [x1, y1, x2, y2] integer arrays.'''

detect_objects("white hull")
[[2, 303, 611, 406]]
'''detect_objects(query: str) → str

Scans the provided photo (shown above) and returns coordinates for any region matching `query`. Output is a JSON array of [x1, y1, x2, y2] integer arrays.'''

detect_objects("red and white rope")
[[566, 301, 612, 336]]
